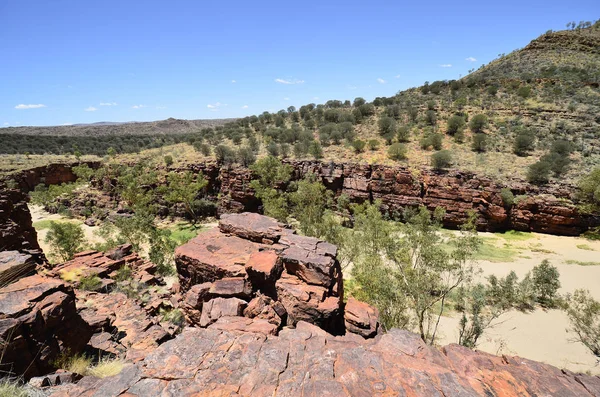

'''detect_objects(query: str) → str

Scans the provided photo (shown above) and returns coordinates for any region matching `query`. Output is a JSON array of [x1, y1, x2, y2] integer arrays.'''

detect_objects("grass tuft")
[[565, 260, 600, 266], [86, 357, 125, 378]]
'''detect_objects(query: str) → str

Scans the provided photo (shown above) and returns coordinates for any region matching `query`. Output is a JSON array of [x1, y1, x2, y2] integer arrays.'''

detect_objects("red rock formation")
[[0, 189, 45, 263], [175, 213, 357, 336], [213, 161, 599, 236], [0, 269, 91, 378], [48, 322, 600, 396]]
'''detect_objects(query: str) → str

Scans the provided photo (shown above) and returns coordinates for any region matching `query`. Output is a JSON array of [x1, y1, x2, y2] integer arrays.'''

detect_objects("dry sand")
[[436, 231, 600, 374], [30, 204, 102, 256]]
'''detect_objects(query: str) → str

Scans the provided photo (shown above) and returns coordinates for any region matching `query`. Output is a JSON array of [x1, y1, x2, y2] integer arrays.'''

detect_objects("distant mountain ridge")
[[0, 117, 235, 136]]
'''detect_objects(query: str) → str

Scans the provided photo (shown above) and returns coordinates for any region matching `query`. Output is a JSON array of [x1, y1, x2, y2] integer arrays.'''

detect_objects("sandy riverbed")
[[435, 231, 600, 374]]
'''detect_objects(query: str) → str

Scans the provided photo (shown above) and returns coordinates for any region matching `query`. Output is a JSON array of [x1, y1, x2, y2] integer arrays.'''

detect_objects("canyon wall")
[[215, 160, 600, 236], [3, 160, 599, 236]]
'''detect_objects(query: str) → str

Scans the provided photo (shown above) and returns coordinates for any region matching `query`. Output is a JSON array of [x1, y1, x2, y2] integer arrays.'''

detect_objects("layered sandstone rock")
[[48, 322, 600, 397], [214, 161, 599, 236], [175, 213, 361, 336], [0, 188, 45, 263], [0, 274, 91, 378]]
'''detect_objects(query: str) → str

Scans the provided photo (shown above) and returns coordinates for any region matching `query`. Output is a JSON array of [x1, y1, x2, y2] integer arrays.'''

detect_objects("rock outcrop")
[[48, 322, 600, 397], [0, 188, 45, 263], [175, 213, 357, 336], [0, 272, 91, 378], [216, 161, 599, 236]]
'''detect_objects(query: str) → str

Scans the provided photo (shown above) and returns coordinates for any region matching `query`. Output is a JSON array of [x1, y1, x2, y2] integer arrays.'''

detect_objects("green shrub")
[[513, 131, 536, 156], [469, 114, 488, 133], [368, 139, 380, 151], [431, 134, 443, 150], [431, 150, 452, 170], [471, 133, 487, 152], [397, 126, 411, 142], [163, 155, 173, 167], [446, 115, 465, 135], [500, 188, 515, 207], [388, 143, 408, 161], [566, 289, 600, 359], [352, 140, 366, 153], [531, 260, 561, 307], [378, 116, 397, 136], [577, 167, 600, 210], [79, 274, 102, 291], [45, 221, 86, 263], [527, 160, 551, 184]]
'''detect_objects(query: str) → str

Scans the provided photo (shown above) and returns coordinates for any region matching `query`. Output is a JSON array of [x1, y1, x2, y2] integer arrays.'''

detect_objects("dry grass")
[[0, 153, 101, 176], [86, 357, 125, 378]]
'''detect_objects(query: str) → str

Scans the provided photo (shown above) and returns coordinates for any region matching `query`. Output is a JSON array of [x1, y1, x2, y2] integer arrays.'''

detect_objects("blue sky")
[[0, 1, 597, 127]]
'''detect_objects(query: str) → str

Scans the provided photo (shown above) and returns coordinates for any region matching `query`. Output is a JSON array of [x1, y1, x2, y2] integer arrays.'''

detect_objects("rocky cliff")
[[215, 160, 600, 236], [0, 189, 45, 263]]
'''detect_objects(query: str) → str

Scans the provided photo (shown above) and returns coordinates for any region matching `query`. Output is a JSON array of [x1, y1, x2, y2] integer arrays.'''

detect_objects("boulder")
[[219, 212, 285, 243], [199, 297, 246, 327], [209, 277, 252, 300], [175, 228, 264, 290], [344, 298, 380, 338], [0, 275, 91, 378], [0, 250, 36, 286], [245, 250, 282, 296], [275, 272, 343, 333], [244, 294, 286, 327]]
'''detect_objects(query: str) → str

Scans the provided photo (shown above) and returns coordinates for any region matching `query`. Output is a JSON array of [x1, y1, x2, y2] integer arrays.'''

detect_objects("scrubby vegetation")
[[2, 22, 600, 187]]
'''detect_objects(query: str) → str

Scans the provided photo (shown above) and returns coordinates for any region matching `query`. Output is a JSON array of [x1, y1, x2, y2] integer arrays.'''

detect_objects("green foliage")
[[0, 379, 35, 397], [367, 139, 380, 151], [308, 140, 323, 159], [249, 156, 293, 221], [163, 155, 173, 167], [517, 85, 532, 98], [215, 144, 236, 165], [397, 126, 411, 142], [469, 114, 488, 133], [425, 110, 437, 126], [236, 146, 256, 166], [388, 143, 408, 161], [513, 130, 536, 156], [456, 283, 503, 348], [290, 174, 332, 238], [163, 171, 208, 222], [566, 289, 600, 359], [431, 150, 452, 170], [471, 133, 487, 152], [351, 140, 366, 153], [45, 221, 86, 263], [446, 115, 465, 135], [578, 167, 600, 211], [527, 160, 551, 184], [72, 164, 95, 182], [79, 274, 102, 291], [500, 188, 515, 207], [378, 116, 397, 136], [532, 259, 561, 307]]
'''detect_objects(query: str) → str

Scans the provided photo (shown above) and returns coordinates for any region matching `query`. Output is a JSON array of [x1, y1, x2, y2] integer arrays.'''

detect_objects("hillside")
[[0, 117, 233, 136], [1, 22, 599, 185]]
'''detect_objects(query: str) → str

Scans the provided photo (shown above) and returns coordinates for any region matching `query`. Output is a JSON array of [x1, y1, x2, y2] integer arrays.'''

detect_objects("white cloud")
[[231, 80, 236, 83], [347, 85, 357, 90], [440, 64, 453, 68], [131, 105, 146, 109], [15, 104, 46, 109], [62, 123, 73, 126], [3, 122, 9, 126], [84, 106, 97, 112], [395, 74, 401, 78], [377, 78, 386, 84], [313, 97, 319, 100], [465, 57, 477, 62], [241, 105, 249, 109], [284, 97, 290, 101], [99, 102, 117, 106], [207, 102, 227, 111], [156, 106, 167, 109], [275, 78, 304, 85]]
